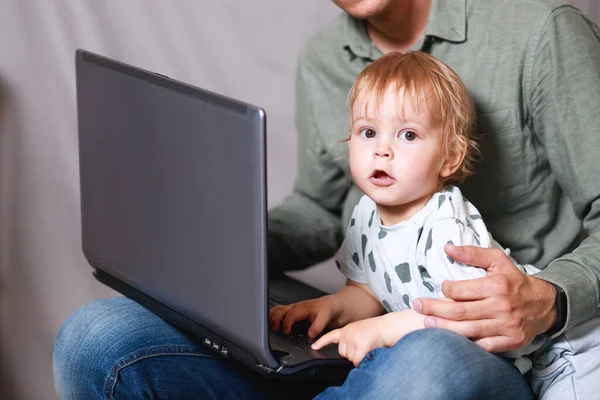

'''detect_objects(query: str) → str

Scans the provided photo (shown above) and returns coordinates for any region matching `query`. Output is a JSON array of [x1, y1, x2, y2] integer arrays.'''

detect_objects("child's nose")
[[374, 141, 393, 159]]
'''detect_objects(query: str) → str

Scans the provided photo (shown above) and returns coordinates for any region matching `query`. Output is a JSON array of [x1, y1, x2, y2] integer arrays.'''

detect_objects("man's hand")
[[413, 244, 557, 353], [311, 317, 386, 367]]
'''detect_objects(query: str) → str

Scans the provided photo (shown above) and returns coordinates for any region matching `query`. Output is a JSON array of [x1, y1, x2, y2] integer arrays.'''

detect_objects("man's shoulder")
[[526, 0, 575, 10], [462, 0, 579, 55], [509, 0, 570, 9], [471, 0, 574, 19]]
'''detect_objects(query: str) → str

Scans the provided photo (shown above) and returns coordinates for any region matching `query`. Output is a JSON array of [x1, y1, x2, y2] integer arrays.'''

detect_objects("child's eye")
[[398, 130, 417, 141], [359, 128, 376, 139]]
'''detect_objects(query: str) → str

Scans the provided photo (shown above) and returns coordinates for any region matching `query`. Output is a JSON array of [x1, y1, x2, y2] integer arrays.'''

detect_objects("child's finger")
[[345, 342, 355, 365], [269, 305, 291, 330], [282, 307, 309, 334], [311, 329, 340, 350], [338, 341, 347, 358], [353, 347, 370, 367], [308, 311, 330, 338], [268, 304, 284, 321]]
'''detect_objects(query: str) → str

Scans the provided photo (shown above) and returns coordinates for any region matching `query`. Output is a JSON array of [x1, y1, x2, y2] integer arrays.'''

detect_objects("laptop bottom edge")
[[92, 268, 352, 381]]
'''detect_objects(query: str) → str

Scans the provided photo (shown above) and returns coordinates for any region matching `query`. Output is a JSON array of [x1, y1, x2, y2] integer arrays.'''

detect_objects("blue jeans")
[[53, 297, 533, 399]]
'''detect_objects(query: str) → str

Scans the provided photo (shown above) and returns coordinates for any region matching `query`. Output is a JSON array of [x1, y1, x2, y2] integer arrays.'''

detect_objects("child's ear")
[[439, 144, 466, 178]]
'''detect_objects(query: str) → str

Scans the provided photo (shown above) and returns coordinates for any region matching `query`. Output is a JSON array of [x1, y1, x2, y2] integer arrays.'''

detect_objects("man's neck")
[[366, 0, 432, 54]]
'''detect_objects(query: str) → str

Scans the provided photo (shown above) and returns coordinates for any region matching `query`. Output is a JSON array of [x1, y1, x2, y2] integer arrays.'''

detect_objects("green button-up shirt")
[[268, 0, 600, 336]]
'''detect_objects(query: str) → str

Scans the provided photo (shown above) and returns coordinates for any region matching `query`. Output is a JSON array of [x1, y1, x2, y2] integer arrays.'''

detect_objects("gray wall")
[[0, 1, 341, 398], [0, 1, 598, 399], [572, 0, 600, 19]]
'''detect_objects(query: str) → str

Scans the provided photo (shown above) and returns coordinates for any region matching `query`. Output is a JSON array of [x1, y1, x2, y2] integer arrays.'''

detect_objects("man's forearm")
[[268, 193, 343, 274]]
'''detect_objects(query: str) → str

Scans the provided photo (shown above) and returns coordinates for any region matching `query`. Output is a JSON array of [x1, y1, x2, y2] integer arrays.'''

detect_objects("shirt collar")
[[344, 15, 377, 59], [343, 0, 467, 58], [426, 0, 466, 43]]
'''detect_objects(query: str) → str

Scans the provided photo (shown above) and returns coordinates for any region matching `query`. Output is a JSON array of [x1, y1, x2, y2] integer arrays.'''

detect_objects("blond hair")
[[348, 51, 478, 185]]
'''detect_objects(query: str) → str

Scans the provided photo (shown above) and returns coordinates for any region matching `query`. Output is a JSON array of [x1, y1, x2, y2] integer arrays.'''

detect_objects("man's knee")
[[360, 329, 474, 390], [385, 328, 488, 390], [53, 298, 133, 399], [382, 329, 530, 399]]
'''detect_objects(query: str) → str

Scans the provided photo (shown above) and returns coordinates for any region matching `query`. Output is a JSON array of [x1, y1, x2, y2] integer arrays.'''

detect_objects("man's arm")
[[415, 7, 600, 351], [268, 46, 350, 273], [525, 6, 600, 335]]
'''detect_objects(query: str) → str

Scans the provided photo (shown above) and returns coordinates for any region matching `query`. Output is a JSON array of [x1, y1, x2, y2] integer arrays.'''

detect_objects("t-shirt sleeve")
[[425, 217, 488, 282], [336, 207, 368, 284]]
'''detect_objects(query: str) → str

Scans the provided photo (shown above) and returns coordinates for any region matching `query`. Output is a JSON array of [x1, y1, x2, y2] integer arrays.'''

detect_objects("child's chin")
[[370, 195, 403, 207]]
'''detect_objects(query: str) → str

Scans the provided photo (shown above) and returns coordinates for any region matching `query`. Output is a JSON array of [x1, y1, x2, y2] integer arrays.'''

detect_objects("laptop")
[[75, 49, 351, 379]]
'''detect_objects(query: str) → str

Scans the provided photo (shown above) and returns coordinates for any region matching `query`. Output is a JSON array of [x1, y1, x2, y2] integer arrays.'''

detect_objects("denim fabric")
[[54, 297, 532, 399], [315, 329, 532, 400], [530, 316, 600, 399], [53, 298, 330, 399]]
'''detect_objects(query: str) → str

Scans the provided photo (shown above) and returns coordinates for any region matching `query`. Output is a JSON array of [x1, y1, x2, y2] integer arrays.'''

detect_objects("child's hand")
[[310, 318, 385, 367], [269, 295, 340, 339]]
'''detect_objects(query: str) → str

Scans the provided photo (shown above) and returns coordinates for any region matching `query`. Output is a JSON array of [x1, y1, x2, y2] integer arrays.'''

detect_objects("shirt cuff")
[[534, 260, 598, 338]]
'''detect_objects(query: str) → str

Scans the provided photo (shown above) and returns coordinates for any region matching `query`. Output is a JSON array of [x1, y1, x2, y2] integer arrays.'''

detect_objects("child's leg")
[[530, 316, 600, 399]]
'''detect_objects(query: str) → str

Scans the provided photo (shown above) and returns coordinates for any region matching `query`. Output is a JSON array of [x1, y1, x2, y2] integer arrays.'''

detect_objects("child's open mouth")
[[370, 170, 395, 187]]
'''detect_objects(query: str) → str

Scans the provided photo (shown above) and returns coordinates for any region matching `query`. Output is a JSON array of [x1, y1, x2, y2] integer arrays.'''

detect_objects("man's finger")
[[415, 295, 493, 321], [474, 335, 517, 353], [311, 329, 340, 350], [416, 296, 494, 320], [441, 278, 499, 301], [444, 244, 506, 270], [425, 316, 501, 340]]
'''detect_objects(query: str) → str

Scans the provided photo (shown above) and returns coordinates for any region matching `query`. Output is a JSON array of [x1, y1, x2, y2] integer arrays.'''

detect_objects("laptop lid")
[[76, 49, 279, 369]]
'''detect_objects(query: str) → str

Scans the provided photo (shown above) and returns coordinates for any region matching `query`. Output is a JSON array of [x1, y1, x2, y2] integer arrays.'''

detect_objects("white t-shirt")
[[337, 186, 539, 312], [336, 186, 543, 373]]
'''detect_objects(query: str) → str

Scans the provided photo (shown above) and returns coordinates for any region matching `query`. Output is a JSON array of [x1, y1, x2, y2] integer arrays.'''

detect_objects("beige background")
[[0, 1, 597, 399]]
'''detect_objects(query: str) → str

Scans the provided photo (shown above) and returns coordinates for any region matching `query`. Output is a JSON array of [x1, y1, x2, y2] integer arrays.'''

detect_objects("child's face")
[[349, 88, 447, 225]]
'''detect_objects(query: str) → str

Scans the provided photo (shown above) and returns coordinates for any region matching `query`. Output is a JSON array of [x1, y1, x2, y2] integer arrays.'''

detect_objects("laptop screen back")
[[76, 50, 271, 361]]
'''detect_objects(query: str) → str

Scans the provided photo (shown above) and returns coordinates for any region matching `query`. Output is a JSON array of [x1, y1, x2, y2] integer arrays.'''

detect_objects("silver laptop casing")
[[76, 49, 349, 376]]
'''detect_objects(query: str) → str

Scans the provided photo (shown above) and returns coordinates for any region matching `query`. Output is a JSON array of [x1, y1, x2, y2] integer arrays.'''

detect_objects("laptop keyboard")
[[272, 325, 312, 345]]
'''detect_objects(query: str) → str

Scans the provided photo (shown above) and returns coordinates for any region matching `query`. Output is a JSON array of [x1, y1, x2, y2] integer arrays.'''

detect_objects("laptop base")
[[93, 268, 352, 380]]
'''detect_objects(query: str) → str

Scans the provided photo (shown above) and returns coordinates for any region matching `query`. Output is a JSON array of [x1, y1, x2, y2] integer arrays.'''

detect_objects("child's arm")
[[271, 197, 385, 338], [311, 308, 427, 366], [335, 279, 387, 326]]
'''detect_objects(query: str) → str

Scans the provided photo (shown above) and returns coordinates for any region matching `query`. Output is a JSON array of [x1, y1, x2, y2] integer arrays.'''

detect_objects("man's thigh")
[[54, 297, 334, 400], [315, 329, 532, 400]]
